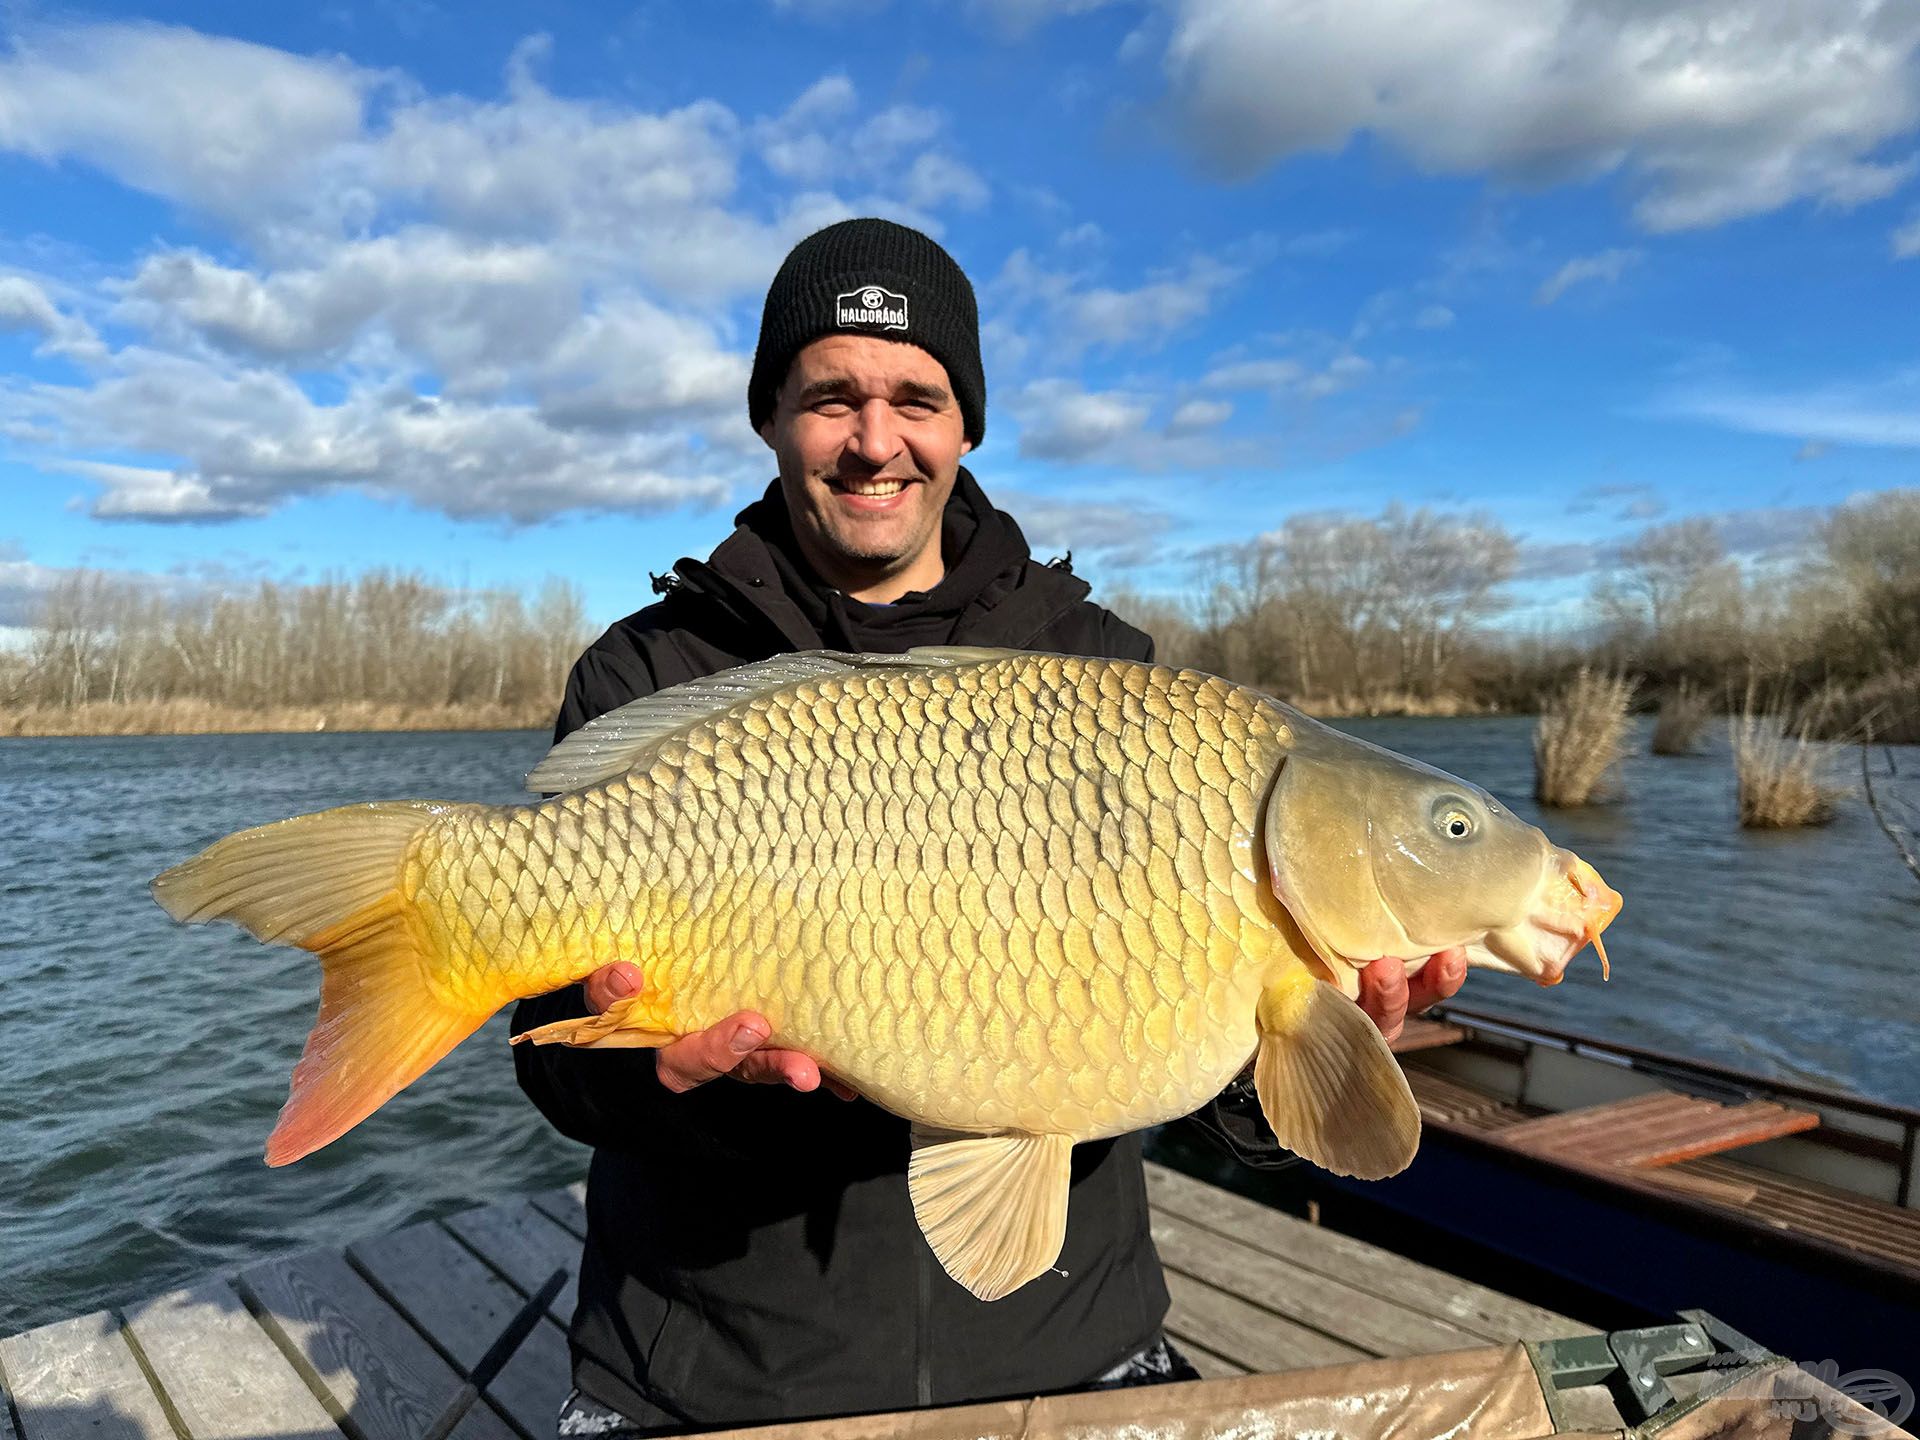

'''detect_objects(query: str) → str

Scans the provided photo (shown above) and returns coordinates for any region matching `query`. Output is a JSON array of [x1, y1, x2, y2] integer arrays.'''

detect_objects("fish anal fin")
[[907, 1128, 1073, 1302], [1254, 966, 1420, 1181], [511, 994, 678, 1049]]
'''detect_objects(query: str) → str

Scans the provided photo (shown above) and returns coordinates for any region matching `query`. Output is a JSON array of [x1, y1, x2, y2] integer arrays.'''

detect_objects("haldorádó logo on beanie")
[[748, 218, 986, 446]]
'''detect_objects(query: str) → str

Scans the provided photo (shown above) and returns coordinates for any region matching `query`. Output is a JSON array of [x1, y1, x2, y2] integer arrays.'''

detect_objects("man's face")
[[760, 333, 973, 579]]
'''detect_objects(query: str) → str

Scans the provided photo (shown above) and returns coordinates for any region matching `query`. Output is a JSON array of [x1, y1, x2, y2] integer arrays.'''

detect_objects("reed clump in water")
[[1651, 684, 1713, 756], [1732, 698, 1845, 829], [1534, 669, 1638, 806]]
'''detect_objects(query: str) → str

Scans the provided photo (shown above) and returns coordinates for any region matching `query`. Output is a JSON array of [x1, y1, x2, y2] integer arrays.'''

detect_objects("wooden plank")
[[2, 1365, 19, 1440], [1161, 1271, 1365, 1374], [1405, 1069, 1524, 1128], [1502, 1094, 1819, 1169], [1144, 1163, 1589, 1341], [1635, 1167, 1761, 1206], [1389, 1019, 1466, 1054], [527, 1185, 586, 1240], [240, 1250, 518, 1440], [122, 1279, 339, 1440], [348, 1222, 570, 1440], [443, 1204, 580, 1325], [1160, 1334, 1246, 1380], [1151, 1210, 1479, 1358], [1500, 1092, 1699, 1149], [0, 1311, 175, 1440], [1607, 1103, 1820, 1168]]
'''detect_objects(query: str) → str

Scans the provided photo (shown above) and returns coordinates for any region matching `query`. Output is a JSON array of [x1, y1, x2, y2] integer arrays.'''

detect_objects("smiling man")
[[512, 219, 1466, 1438]]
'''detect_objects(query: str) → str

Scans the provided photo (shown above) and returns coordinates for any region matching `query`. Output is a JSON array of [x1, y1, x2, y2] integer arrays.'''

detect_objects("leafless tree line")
[[1120, 504, 1519, 708], [3, 570, 591, 715], [1115, 489, 1920, 734]]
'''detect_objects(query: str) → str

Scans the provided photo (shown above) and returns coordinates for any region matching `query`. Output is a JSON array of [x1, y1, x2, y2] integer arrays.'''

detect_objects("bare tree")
[[1826, 489, 1920, 670]]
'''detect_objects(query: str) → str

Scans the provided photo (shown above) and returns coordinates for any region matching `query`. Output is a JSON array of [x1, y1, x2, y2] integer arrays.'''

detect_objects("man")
[[513, 219, 1467, 1436]]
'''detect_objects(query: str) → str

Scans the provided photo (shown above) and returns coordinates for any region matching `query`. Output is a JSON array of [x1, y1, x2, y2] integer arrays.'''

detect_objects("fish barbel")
[[153, 647, 1620, 1301]]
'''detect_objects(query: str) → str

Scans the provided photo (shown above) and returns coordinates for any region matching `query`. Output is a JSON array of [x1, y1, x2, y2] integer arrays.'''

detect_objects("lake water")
[[2, 719, 1917, 1336]]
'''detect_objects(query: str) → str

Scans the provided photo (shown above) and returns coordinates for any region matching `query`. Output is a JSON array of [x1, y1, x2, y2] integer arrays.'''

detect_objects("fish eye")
[[1432, 798, 1476, 840]]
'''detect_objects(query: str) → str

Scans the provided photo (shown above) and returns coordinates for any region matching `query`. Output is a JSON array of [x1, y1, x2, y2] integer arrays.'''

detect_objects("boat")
[[1290, 1003, 1920, 1379]]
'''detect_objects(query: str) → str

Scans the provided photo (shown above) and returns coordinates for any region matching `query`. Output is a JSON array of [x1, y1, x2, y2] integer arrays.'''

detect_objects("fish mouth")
[[1474, 851, 1622, 986]]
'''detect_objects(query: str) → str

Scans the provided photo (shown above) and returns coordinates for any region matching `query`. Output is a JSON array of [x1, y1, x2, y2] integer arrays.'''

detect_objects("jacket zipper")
[[915, 1244, 933, 1407]]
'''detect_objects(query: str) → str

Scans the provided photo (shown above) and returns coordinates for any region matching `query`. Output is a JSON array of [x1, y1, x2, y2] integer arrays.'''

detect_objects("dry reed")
[[1534, 669, 1638, 806], [1650, 684, 1713, 756], [1732, 699, 1844, 829]]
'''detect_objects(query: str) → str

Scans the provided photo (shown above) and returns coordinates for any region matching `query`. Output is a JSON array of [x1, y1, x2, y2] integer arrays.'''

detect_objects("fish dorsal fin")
[[525, 646, 1023, 794], [908, 1126, 1074, 1301]]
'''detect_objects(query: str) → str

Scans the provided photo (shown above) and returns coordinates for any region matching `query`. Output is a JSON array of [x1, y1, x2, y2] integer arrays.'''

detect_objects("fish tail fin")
[[152, 801, 488, 1166]]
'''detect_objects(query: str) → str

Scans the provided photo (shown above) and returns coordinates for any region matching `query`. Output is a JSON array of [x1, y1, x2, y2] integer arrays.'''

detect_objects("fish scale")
[[404, 656, 1293, 1139]]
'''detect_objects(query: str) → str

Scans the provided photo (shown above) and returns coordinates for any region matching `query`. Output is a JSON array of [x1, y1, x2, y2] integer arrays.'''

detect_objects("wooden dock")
[[0, 1164, 1594, 1440]]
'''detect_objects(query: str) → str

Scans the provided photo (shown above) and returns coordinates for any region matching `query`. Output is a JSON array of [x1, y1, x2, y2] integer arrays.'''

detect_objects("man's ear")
[[960, 437, 973, 457], [758, 419, 777, 451]]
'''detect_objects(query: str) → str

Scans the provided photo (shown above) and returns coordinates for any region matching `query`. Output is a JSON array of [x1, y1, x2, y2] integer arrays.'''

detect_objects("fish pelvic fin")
[[1254, 965, 1420, 1181], [908, 1127, 1073, 1302], [151, 800, 488, 1166], [511, 994, 678, 1049]]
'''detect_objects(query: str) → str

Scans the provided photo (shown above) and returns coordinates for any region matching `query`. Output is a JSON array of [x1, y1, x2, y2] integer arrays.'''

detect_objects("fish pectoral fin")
[[1254, 968, 1421, 1181], [907, 1127, 1073, 1302], [510, 995, 677, 1050]]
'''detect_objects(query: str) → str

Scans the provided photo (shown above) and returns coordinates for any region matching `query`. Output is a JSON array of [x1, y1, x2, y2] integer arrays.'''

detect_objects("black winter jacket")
[[511, 470, 1279, 1430]]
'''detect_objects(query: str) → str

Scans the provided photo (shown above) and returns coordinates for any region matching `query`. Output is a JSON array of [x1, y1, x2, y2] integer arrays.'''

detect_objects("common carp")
[[153, 648, 1620, 1301]]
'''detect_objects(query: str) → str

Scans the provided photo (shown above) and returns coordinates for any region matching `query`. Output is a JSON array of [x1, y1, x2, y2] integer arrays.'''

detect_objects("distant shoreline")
[[1, 700, 554, 738], [2, 691, 1499, 737]]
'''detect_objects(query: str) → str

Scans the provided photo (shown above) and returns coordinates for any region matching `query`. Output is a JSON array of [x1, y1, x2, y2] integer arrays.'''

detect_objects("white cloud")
[[1159, 0, 1920, 231], [1413, 303, 1455, 330], [1200, 347, 1372, 399], [122, 233, 579, 377], [1166, 398, 1231, 434], [1535, 248, 1643, 305], [0, 23, 370, 233], [903, 152, 990, 211], [63, 460, 265, 522], [968, 0, 1121, 35], [15, 350, 739, 525], [991, 489, 1177, 561], [0, 25, 1000, 527], [1895, 211, 1920, 258], [1200, 358, 1304, 391], [990, 248, 1241, 359], [1010, 379, 1151, 461], [1662, 369, 1920, 448], [753, 76, 983, 219], [0, 274, 105, 362], [1302, 352, 1372, 398]]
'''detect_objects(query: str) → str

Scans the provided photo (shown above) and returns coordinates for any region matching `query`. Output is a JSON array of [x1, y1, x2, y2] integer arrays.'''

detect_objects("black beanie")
[[748, 218, 986, 446]]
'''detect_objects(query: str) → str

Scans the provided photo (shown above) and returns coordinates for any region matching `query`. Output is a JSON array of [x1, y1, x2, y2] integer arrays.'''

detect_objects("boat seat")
[[1495, 1091, 1819, 1169], [1404, 1067, 1527, 1131]]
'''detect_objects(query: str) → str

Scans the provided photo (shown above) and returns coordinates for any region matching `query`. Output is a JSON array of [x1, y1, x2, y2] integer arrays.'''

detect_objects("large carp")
[[153, 648, 1619, 1301]]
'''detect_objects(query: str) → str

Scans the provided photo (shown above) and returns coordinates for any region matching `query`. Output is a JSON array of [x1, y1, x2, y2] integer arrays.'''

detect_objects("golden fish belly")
[[408, 655, 1297, 1140]]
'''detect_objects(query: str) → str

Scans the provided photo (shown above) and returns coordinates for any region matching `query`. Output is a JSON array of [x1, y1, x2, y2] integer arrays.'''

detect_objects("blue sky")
[[2, 0, 1918, 635]]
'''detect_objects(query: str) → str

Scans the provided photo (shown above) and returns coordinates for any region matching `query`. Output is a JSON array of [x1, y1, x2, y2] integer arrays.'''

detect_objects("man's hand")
[[1355, 948, 1468, 1044], [584, 962, 855, 1099]]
